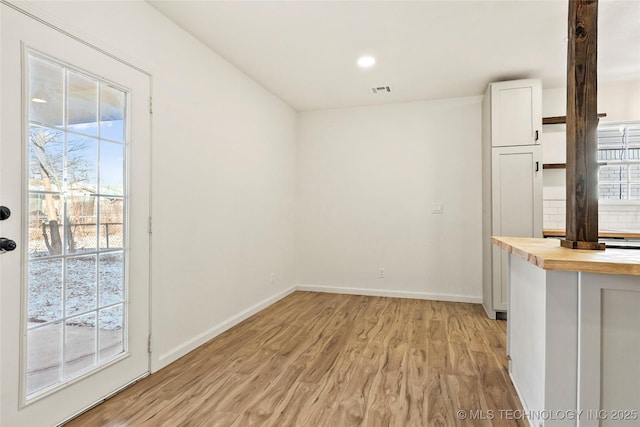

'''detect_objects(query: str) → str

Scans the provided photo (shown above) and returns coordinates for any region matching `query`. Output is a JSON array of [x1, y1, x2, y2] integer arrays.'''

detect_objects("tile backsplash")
[[544, 200, 640, 231], [543, 200, 567, 230]]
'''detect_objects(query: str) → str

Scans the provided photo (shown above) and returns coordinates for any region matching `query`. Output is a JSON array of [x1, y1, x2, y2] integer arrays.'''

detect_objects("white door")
[[1, 5, 151, 426]]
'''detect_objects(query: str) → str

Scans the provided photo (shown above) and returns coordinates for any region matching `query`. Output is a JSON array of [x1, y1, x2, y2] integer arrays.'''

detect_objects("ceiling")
[[148, 0, 640, 112]]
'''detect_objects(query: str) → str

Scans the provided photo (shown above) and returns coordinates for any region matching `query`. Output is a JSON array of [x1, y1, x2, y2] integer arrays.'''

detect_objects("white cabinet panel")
[[492, 147, 543, 236], [601, 290, 640, 426], [491, 80, 542, 147], [579, 275, 640, 427], [491, 146, 543, 310]]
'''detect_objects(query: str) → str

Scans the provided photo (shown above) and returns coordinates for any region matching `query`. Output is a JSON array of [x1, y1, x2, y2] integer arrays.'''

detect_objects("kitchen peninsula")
[[493, 237, 640, 427]]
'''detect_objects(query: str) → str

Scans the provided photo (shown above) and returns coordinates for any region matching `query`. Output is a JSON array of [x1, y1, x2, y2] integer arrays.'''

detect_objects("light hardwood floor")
[[66, 292, 525, 426]]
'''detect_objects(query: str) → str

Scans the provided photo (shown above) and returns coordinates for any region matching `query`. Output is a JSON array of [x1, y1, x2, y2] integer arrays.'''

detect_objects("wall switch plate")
[[431, 202, 444, 214]]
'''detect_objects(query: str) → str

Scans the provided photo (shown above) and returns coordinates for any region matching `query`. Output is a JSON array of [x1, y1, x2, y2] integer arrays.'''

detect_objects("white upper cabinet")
[[489, 79, 542, 147]]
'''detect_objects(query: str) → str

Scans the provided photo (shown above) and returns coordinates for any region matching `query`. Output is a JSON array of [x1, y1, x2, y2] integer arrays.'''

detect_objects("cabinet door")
[[578, 275, 640, 426], [491, 79, 541, 147], [492, 146, 543, 310]]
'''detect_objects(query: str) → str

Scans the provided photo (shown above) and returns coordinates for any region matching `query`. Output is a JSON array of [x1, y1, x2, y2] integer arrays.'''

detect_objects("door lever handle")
[[0, 238, 17, 253], [0, 206, 10, 220]]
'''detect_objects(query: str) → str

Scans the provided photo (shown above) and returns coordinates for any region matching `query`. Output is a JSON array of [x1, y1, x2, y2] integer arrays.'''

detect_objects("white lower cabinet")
[[507, 255, 640, 427]]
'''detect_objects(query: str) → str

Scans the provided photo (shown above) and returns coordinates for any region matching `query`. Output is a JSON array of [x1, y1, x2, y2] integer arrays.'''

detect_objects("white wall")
[[296, 97, 483, 302], [541, 79, 640, 231], [542, 79, 640, 120], [22, 1, 297, 370]]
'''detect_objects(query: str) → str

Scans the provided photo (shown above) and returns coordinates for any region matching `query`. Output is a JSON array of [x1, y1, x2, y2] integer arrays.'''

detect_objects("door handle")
[[0, 206, 10, 220], [0, 238, 17, 253]]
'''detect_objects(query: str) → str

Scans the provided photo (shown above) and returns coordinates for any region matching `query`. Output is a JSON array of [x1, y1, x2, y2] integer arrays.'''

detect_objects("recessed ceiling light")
[[31, 98, 47, 103], [357, 56, 376, 68]]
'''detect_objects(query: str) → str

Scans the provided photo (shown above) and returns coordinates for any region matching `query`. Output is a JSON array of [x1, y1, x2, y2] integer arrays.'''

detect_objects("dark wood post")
[[561, 0, 605, 250]]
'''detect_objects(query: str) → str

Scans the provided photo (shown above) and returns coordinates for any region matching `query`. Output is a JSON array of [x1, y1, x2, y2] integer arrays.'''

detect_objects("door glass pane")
[[99, 304, 124, 361], [99, 197, 124, 249], [99, 252, 124, 306], [29, 56, 63, 127], [99, 141, 124, 195], [100, 85, 125, 143], [68, 71, 98, 136], [65, 313, 97, 377], [25, 53, 129, 399], [28, 259, 63, 322], [26, 322, 63, 395], [66, 195, 97, 254], [28, 193, 63, 257], [65, 255, 97, 317], [67, 134, 98, 193], [28, 125, 64, 192]]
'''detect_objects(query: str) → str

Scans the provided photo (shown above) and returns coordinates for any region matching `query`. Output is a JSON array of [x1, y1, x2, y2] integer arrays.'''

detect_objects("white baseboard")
[[482, 302, 497, 319], [509, 371, 534, 427], [296, 284, 482, 304], [153, 286, 296, 371]]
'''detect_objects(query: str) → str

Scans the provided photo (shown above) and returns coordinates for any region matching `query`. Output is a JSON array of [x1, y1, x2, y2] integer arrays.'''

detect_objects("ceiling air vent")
[[371, 86, 391, 94]]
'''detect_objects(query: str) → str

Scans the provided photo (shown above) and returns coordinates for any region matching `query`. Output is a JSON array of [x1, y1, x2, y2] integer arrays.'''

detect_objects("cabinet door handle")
[[536, 161, 540, 172], [535, 130, 539, 141]]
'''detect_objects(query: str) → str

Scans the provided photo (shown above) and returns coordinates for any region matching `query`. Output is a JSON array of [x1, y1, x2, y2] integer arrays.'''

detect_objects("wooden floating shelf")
[[542, 113, 607, 125], [543, 163, 566, 169], [543, 229, 640, 239]]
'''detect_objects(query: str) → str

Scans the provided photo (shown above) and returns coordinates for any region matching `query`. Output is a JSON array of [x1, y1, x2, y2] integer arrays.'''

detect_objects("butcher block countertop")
[[492, 237, 640, 276]]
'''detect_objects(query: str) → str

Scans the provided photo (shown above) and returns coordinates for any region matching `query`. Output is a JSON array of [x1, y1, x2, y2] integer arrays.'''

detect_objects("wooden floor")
[[66, 292, 525, 426]]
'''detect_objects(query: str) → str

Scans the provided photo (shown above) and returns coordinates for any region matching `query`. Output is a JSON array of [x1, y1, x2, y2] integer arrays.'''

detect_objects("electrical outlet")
[[379, 268, 384, 279], [431, 202, 444, 214]]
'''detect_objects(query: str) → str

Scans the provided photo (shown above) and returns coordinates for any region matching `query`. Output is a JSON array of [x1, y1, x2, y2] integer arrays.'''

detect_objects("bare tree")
[[30, 127, 93, 255]]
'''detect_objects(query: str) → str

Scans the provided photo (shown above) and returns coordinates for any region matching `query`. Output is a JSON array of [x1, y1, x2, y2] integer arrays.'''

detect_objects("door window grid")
[[25, 52, 128, 398]]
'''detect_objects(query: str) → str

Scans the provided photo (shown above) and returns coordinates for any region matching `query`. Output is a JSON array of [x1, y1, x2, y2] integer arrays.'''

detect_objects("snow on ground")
[[28, 252, 124, 330]]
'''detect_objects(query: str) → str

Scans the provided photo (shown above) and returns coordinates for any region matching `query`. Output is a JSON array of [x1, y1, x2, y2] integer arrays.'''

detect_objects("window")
[[598, 121, 640, 201], [26, 53, 127, 398]]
